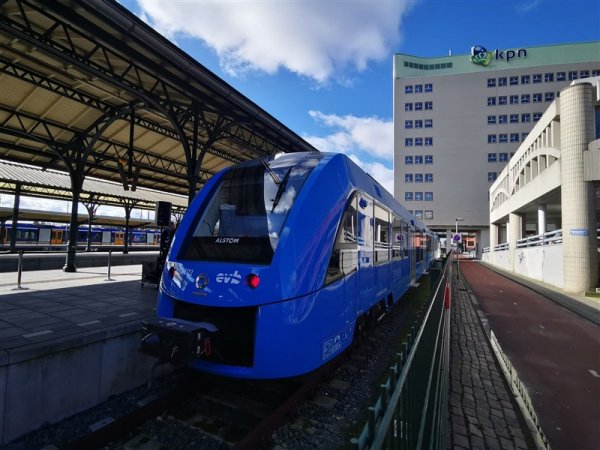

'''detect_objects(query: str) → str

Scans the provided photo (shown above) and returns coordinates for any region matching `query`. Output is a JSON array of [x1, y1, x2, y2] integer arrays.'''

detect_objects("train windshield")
[[181, 154, 321, 264]]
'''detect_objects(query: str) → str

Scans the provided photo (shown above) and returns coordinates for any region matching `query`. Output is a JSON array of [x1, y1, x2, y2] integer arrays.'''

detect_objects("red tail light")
[[247, 273, 260, 289]]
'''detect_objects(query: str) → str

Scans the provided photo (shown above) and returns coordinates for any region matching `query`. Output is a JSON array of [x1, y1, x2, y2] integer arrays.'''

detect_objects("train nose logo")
[[195, 274, 209, 289]]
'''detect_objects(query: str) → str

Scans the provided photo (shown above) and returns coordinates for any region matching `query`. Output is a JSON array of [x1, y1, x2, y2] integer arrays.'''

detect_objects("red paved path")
[[460, 261, 600, 450]]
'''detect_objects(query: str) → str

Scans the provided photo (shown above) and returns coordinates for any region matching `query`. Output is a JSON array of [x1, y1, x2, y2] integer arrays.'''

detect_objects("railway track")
[[63, 361, 341, 449]]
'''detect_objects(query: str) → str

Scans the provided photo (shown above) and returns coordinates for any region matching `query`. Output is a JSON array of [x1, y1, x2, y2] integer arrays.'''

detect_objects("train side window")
[[374, 204, 390, 264], [391, 216, 403, 261], [325, 194, 358, 285]]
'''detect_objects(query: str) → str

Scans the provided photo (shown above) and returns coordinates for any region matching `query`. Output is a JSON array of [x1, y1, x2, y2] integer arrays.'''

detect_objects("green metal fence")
[[351, 256, 452, 450]]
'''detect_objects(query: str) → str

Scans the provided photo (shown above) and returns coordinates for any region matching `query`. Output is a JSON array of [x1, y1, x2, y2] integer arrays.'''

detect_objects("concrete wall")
[[0, 322, 169, 445], [485, 244, 565, 289]]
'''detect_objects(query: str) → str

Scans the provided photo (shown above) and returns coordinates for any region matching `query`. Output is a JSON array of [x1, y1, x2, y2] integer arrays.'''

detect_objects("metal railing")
[[351, 256, 451, 450], [516, 229, 563, 248]]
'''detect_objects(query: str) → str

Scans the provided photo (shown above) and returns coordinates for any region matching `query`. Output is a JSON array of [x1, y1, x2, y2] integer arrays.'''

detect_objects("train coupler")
[[139, 317, 218, 366]]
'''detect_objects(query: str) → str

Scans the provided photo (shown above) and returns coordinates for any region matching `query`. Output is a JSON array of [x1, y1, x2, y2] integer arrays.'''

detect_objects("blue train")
[[141, 152, 438, 378], [0, 223, 161, 247]]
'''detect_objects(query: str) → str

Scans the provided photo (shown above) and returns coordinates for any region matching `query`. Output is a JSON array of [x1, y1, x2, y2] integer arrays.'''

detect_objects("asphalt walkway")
[[460, 261, 600, 450]]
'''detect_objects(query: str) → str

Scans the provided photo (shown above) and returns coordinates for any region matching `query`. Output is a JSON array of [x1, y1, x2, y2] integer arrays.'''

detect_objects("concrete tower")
[[559, 82, 598, 293]]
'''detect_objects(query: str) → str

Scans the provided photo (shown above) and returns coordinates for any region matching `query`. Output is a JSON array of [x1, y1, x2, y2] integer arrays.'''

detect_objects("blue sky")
[[119, 0, 599, 194], [2, 0, 598, 215]]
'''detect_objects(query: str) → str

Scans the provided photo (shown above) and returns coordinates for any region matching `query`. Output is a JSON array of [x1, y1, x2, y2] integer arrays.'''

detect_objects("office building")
[[393, 42, 600, 253]]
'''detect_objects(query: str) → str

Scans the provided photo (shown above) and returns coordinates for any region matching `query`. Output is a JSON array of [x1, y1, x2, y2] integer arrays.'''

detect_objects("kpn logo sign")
[[470, 45, 527, 66]]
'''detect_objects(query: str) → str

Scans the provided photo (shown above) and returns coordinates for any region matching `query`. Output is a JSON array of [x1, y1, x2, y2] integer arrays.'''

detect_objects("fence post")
[[14, 250, 28, 290], [105, 249, 114, 281]]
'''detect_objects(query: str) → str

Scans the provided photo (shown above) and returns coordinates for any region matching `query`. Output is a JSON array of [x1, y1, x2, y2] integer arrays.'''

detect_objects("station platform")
[[0, 264, 161, 445], [0, 259, 597, 448], [450, 260, 600, 450]]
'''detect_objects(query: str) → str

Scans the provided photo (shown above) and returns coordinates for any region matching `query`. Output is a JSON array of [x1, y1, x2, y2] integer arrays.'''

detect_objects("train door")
[[38, 228, 51, 244], [409, 224, 416, 285], [102, 230, 111, 245], [357, 194, 375, 312], [114, 231, 124, 245], [51, 229, 63, 244]]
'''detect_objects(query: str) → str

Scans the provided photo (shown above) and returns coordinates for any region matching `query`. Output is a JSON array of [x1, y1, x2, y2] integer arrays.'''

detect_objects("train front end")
[[140, 152, 352, 378]]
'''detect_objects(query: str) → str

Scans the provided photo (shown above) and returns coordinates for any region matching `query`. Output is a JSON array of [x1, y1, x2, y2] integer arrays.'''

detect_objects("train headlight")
[[246, 273, 260, 289]]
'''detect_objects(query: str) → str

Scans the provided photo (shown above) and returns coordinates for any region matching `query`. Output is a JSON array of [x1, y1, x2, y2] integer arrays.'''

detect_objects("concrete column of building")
[[537, 204, 546, 240], [508, 212, 522, 272], [489, 223, 498, 262], [559, 83, 598, 293]]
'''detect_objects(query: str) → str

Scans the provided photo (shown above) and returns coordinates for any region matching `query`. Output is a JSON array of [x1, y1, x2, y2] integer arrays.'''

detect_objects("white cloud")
[[349, 154, 394, 194], [516, 0, 543, 13], [303, 111, 394, 192], [136, 0, 414, 83]]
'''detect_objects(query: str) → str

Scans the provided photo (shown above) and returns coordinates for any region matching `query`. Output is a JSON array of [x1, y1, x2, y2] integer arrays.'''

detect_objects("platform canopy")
[[0, 160, 188, 213], [0, 0, 318, 203]]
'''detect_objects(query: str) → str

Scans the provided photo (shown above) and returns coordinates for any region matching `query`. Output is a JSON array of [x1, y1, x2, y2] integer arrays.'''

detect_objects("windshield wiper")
[[262, 160, 281, 186], [271, 167, 292, 212]]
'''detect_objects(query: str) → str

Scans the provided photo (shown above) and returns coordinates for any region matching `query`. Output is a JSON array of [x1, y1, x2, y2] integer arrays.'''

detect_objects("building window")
[[487, 97, 496, 106], [533, 93, 542, 103], [415, 137, 423, 146], [556, 72, 566, 81], [415, 173, 423, 183], [424, 119, 433, 128], [488, 152, 497, 162], [592, 70, 600, 77], [424, 192, 433, 201], [424, 137, 433, 146], [424, 210, 433, 220], [498, 77, 507, 86], [415, 155, 423, 164], [424, 155, 433, 164], [405, 103, 413, 111], [499, 134, 508, 143], [424, 83, 433, 92], [414, 84, 423, 93], [545, 73, 554, 82], [414, 210, 423, 219], [488, 172, 498, 182], [488, 134, 497, 144], [498, 96, 507, 105], [580, 70, 589, 78], [405, 138, 413, 146], [405, 174, 414, 183], [545, 92, 554, 102], [424, 101, 433, 110], [533, 112, 542, 121], [521, 74, 530, 84], [415, 120, 423, 128], [415, 102, 423, 111], [487, 78, 496, 88], [425, 173, 433, 182], [487, 115, 496, 125], [405, 120, 413, 129], [568, 71, 578, 80], [415, 192, 423, 201], [405, 85, 413, 94], [521, 113, 531, 123], [510, 134, 519, 143], [521, 94, 530, 104], [498, 115, 507, 124], [521, 133, 528, 141], [405, 192, 413, 201], [510, 76, 519, 85], [533, 73, 542, 83], [499, 152, 509, 162], [405, 155, 413, 164], [510, 95, 519, 105], [510, 114, 519, 123]]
